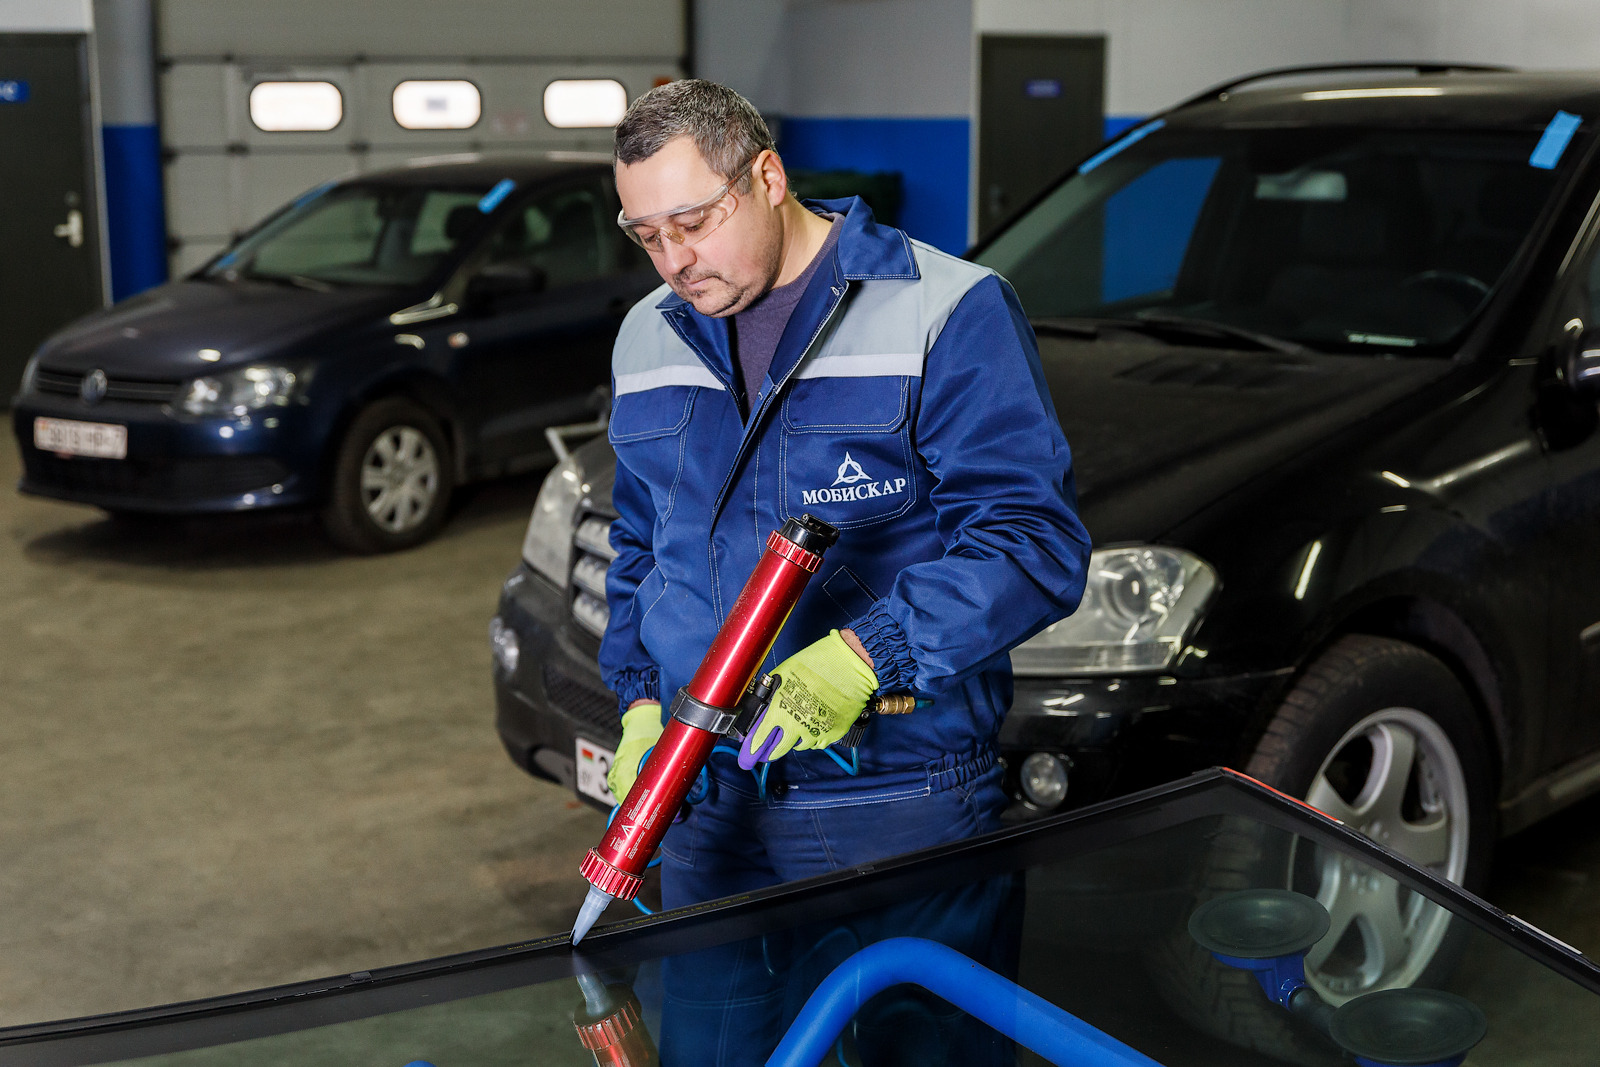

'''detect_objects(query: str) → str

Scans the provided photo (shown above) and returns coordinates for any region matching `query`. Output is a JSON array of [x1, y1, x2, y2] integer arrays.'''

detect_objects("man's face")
[[615, 136, 782, 317]]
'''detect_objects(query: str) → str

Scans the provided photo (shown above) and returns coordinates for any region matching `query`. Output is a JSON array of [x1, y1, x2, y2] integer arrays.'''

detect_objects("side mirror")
[[1565, 326, 1600, 393], [467, 261, 546, 306]]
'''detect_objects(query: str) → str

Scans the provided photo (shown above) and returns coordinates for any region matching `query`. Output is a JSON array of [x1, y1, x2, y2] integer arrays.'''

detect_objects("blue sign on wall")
[[0, 79, 30, 103]]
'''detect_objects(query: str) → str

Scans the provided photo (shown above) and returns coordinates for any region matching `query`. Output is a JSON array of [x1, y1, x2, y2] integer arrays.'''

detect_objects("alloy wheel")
[[1290, 707, 1471, 1003], [359, 426, 440, 534]]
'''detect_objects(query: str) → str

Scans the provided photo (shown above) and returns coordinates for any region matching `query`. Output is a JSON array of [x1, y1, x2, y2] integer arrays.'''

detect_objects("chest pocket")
[[779, 375, 915, 529], [610, 386, 694, 522]]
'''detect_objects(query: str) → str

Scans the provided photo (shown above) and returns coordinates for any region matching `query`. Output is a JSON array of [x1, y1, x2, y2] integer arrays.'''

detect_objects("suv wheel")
[[1151, 634, 1494, 1056], [322, 398, 454, 553]]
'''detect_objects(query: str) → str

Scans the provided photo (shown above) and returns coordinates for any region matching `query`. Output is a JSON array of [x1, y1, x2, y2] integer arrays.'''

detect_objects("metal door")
[[977, 34, 1105, 241], [0, 34, 104, 392]]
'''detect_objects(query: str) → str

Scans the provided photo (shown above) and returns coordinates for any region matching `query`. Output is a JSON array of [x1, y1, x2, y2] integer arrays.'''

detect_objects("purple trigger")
[[738, 714, 784, 770]]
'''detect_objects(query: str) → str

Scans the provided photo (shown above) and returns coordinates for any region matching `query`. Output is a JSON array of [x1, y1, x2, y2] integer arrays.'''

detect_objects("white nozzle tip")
[[571, 887, 613, 945]]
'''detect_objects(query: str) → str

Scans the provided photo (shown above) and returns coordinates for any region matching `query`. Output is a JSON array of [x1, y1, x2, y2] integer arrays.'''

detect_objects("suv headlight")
[[1011, 546, 1219, 675], [18, 353, 40, 395], [523, 454, 587, 586], [178, 364, 308, 416]]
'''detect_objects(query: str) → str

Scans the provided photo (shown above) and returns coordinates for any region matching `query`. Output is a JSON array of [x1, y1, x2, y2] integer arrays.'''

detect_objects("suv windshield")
[[976, 123, 1566, 354], [203, 182, 496, 288]]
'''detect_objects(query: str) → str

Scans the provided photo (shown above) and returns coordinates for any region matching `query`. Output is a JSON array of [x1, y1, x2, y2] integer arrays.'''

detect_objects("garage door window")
[[543, 79, 627, 128], [249, 81, 343, 132], [393, 80, 482, 130]]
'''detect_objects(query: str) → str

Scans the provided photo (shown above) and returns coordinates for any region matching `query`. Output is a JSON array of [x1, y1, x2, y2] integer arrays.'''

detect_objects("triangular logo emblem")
[[833, 452, 872, 486]]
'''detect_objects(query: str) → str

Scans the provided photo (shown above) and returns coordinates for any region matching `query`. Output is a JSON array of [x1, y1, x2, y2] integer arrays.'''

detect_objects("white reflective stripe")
[[614, 364, 725, 395], [794, 353, 924, 379]]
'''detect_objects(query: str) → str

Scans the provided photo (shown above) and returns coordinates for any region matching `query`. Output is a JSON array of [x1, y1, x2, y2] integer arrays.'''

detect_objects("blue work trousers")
[[657, 749, 1020, 1067]]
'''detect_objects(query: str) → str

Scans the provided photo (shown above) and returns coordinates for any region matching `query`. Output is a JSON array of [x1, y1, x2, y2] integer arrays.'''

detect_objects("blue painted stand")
[[767, 937, 1162, 1067]]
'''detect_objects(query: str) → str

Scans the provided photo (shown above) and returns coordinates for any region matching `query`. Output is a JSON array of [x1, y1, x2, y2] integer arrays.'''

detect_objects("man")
[[600, 77, 1087, 927]]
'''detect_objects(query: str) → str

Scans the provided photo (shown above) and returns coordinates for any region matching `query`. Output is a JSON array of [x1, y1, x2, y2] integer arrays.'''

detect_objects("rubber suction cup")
[[1188, 890, 1332, 959], [1329, 988, 1487, 1066]]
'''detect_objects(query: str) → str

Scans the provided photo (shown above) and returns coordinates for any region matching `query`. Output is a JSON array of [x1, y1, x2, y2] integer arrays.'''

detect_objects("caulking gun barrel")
[[578, 515, 840, 907]]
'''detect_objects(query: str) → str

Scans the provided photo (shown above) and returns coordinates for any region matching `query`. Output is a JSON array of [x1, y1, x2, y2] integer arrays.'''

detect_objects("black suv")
[[493, 66, 1600, 1003]]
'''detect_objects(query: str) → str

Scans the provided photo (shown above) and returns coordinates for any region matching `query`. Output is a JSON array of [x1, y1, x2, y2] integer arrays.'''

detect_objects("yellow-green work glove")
[[738, 631, 878, 769], [606, 702, 664, 802]]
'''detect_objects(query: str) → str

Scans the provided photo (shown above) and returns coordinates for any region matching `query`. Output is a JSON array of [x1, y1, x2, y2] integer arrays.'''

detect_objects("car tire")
[[1148, 634, 1494, 1059], [321, 398, 454, 553]]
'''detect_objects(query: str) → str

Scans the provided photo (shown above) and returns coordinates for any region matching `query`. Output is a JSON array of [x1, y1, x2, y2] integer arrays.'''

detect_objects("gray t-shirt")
[[731, 215, 843, 418]]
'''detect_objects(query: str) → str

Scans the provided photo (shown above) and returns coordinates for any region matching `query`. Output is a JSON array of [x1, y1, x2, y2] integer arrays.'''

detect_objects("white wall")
[[0, 0, 92, 31], [697, 0, 971, 119], [976, 0, 1600, 118], [159, 0, 682, 59]]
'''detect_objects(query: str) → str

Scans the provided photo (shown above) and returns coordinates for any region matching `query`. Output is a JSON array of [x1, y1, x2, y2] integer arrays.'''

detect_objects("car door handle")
[[53, 209, 84, 248]]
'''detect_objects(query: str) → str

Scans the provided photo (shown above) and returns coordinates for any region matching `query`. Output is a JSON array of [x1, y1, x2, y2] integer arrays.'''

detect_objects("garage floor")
[[2, 413, 1597, 1031], [0, 415, 605, 1026]]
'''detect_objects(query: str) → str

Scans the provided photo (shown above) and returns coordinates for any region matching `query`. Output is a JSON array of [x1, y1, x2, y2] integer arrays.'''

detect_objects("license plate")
[[33, 417, 127, 459], [575, 739, 616, 806]]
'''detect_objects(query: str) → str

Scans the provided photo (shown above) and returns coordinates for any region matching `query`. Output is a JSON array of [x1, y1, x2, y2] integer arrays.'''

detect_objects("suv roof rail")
[[1173, 62, 1518, 110]]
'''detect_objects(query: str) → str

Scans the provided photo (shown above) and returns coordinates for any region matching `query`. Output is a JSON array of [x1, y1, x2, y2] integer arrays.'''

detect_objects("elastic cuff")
[[608, 665, 661, 715], [848, 603, 917, 692]]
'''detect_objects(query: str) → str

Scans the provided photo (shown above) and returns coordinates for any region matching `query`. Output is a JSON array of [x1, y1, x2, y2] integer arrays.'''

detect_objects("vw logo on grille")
[[81, 369, 108, 405]]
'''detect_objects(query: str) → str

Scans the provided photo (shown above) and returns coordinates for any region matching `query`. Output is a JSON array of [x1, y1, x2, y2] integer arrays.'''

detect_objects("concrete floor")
[[0, 415, 605, 1026], [2, 413, 1597, 1034]]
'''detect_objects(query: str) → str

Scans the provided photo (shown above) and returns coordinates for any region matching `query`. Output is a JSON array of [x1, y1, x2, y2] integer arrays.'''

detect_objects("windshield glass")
[[7, 774, 1597, 1066], [976, 124, 1566, 354], [203, 182, 498, 288]]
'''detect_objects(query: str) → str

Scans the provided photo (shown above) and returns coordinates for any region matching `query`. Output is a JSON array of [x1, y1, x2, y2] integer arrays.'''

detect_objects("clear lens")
[[522, 455, 587, 586], [179, 365, 304, 416], [488, 616, 520, 674], [1011, 546, 1219, 675], [1020, 752, 1070, 809]]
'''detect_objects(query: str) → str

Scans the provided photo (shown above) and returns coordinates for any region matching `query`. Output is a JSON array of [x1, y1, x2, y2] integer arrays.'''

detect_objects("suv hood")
[[575, 340, 1453, 543], [34, 279, 407, 377], [1044, 339, 1453, 541]]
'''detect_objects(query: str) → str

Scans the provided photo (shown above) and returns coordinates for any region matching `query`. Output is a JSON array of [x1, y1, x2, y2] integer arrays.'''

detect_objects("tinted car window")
[[10, 777, 1597, 1065], [207, 183, 495, 288], [488, 184, 608, 288], [979, 126, 1562, 354]]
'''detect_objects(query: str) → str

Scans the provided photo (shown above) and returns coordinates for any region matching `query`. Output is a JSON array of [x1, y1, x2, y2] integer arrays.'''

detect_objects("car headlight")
[[178, 364, 308, 416], [1011, 546, 1219, 675], [523, 453, 587, 586], [18, 353, 40, 395]]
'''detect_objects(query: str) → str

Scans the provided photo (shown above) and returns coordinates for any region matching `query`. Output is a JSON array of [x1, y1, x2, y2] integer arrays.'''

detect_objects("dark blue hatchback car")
[[12, 155, 655, 551]]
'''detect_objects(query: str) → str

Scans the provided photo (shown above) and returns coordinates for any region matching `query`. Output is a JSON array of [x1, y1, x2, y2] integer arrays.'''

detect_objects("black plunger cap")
[[782, 514, 840, 554], [1329, 988, 1487, 1065], [1188, 889, 1331, 959]]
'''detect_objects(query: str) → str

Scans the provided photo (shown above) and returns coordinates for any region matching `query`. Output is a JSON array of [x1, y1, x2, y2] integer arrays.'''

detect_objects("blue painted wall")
[[101, 124, 169, 300], [780, 117, 970, 255]]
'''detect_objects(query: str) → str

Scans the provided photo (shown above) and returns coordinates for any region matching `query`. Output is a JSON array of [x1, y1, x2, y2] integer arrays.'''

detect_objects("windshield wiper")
[[1122, 313, 1313, 356], [262, 273, 336, 293], [1033, 314, 1313, 355]]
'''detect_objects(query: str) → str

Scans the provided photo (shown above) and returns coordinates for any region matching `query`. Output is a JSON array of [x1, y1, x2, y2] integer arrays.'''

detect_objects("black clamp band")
[[670, 687, 739, 735]]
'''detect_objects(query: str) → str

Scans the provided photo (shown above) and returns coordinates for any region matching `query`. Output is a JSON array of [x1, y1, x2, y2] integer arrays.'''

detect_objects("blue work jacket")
[[600, 197, 1090, 792]]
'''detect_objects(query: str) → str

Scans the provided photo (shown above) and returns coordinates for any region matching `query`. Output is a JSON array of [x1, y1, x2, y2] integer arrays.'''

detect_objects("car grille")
[[22, 449, 290, 500], [34, 367, 181, 404], [542, 662, 620, 735], [568, 512, 616, 639]]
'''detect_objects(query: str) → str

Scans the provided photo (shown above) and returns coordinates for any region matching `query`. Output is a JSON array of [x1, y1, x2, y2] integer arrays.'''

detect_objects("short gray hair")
[[614, 79, 775, 188]]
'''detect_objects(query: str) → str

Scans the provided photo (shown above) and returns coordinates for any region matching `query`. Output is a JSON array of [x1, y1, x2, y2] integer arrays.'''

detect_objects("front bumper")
[[13, 393, 319, 513], [492, 562, 618, 809], [999, 668, 1294, 815], [492, 557, 1297, 820]]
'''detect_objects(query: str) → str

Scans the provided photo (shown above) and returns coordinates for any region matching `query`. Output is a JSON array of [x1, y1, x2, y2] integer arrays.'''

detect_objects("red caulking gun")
[[573, 514, 872, 944]]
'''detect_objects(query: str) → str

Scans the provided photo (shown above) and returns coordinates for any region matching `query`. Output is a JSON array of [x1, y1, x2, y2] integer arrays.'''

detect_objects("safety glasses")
[[616, 155, 758, 252]]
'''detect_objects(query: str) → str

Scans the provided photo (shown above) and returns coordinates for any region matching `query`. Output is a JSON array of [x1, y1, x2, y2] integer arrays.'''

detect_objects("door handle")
[[53, 209, 84, 248]]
